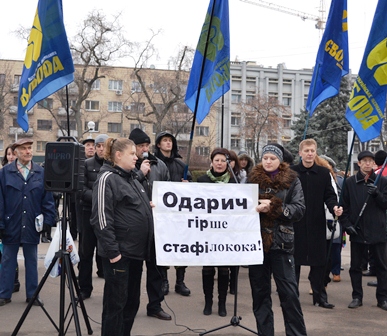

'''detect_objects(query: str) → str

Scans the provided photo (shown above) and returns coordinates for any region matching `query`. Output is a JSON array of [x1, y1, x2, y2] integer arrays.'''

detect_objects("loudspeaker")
[[44, 142, 85, 192]]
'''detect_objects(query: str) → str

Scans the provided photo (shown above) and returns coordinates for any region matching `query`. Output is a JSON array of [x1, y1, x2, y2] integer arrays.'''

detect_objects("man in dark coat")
[[340, 150, 387, 310], [129, 128, 172, 321], [78, 134, 109, 299], [0, 138, 56, 307], [291, 138, 342, 309], [154, 131, 192, 297]]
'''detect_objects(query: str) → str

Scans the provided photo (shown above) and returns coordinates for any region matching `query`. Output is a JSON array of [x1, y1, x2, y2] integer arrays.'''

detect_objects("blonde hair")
[[299, 138, 317, 152], [104, 138, 135, 165]]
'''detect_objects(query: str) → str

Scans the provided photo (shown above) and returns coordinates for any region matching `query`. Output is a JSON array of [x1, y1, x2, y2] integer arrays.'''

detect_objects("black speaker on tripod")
[[44, 139, 85, 192]]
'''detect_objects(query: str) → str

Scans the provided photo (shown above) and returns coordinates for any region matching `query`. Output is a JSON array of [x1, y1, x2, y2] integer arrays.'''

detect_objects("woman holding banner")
[[197, 147, 236, 317], [247, 144, 307, 336], [91, 138, 154, 336]]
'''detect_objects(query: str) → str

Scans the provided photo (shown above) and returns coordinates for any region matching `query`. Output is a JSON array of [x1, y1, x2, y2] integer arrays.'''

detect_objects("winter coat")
[[340, 170, 387, 244], [81, 153, 104, 210], [0, 160, 56, 245], [154, 131, 192, 182], [248, 163, 305, 254], [133, 153, 170, 200], [91, 163, 154, 261], [238, 151, 255, 183], [291, 162, 338, 266]]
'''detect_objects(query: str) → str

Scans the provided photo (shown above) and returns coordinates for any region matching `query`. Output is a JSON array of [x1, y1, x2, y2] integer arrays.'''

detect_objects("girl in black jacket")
[[247, 144, 307, 336], [91, 138, 153, 336]]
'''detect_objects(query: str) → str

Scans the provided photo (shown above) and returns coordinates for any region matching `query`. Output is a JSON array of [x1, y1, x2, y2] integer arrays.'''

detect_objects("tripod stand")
[[200, 266, 257, 335], [200, 158, 258, 335], [12, 193, 93, 336]]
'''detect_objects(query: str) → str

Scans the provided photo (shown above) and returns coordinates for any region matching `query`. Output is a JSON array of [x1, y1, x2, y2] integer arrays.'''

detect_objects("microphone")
[[142, 152, 149, 159]]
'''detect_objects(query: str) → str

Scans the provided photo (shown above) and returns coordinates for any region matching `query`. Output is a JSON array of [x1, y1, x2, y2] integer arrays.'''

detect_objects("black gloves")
[[345, 225, 358, 236], [327, 220, 334, 231], [0, 229, 4, 240], [367, 184, 379, 197]]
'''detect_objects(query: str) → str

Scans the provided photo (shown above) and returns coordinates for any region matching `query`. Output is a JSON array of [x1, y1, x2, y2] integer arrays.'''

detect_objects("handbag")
[[326, 220, 340, 240], [44, 225, 80, 278]]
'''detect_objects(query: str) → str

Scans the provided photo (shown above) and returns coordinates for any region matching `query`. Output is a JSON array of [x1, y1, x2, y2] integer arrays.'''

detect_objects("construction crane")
[[238, 0, 326, 31]]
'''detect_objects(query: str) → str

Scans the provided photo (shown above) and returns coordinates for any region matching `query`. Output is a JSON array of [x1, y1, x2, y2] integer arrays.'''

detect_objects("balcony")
[[57, 129, 78, 137], [9, 127, 34, 137], [58, 107, 75, 116], [9, 106, 34, 115]]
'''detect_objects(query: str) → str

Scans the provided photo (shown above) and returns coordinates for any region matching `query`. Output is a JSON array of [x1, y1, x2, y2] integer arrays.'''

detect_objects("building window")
[[84, 121, 99, 131], [85, 100, 100, 111], [131, 81, 142, 92], [282, 94, 292, 106], [231, 138, 240, 149], [231, 94, 241, 104], [38, 98, 53, 109], [37, 119, 52, 131], [231, 116, 240, 126], [283, 118, 291, 128], [196, 126, 209, 136], [195, 146, 210, 156], [60, 120, 76, 130], [108, 122, 122, 133], [108, 101, 123, 112], [0, 74, 5, 85], [14, 75, 21, 85], [0, 139, 3, 150], [108, 80, 123, 91], [91, 79, 100, 90], [36, 141, 48, 152], [127, 102, 145, 113], [130, 124, 143, 132]]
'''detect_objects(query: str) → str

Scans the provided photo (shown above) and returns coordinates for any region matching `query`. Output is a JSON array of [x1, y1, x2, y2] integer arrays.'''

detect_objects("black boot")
[[218, 269, 229, 317], [45, 224, 52, 242], [175, 267, 191, 296], [41, 230, 49, 243], [202, 269, 215, 315], [229, 266, 239, 294], [13, 264, 20, 293], [160, 267, 169, 295]]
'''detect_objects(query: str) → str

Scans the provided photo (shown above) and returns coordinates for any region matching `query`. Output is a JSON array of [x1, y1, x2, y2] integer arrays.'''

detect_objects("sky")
[[0, 0, 380, 74]]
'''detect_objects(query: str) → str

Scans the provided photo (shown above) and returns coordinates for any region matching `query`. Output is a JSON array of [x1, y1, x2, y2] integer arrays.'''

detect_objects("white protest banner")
[[152, 181, 263, 266]]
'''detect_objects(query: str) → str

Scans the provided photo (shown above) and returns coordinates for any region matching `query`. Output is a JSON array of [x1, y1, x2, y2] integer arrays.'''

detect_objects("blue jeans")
[[101, 257, 143, 336], [0, 243, 38, 299]]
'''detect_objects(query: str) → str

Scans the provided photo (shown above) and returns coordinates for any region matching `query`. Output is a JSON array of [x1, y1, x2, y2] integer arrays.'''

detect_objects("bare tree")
[[237, 92, 285, 162], [125, 38, 194, 135]]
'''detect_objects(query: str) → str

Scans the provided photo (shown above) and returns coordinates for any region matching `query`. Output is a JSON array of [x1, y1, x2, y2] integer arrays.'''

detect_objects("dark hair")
[[2, 144, 14, 166], [210, 147, 230, 161], [104, 138, 135, 165], [228, 150, 241, 176]]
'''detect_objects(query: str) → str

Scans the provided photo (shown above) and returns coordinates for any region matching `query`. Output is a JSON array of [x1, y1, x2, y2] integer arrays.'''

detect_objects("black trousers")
[[249, 251, 306, 336], [145, 243, 165, 314], [78, 208, 103, 295], [350, 241, 387, 303], [101, 257, 143, 336]]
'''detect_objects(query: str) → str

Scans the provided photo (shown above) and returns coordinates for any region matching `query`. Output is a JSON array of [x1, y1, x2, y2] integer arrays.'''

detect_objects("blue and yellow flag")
[[17, 0, 74, 132], [346, 0, 387, 142], [306, 0, 348, 116], [185, 0, 230, 124]]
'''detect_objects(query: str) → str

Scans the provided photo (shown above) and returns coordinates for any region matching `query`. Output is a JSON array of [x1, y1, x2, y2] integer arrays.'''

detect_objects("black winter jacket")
[[91, 163, 154, 261], [81, 153, 104, 210], [340, 170, 387, 244], [248, 163, 305, 254]]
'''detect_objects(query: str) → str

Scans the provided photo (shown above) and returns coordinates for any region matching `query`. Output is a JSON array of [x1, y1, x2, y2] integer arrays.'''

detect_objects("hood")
[[155, 131, 182, 159]]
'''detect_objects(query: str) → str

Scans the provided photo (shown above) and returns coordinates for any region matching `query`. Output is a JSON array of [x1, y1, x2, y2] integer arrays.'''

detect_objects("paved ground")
[[1, 229, 386, 336]]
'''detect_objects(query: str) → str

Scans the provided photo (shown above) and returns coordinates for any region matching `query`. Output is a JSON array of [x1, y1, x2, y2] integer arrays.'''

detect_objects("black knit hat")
[[129, 128, 151, 145], [375, 150, 387, 166]]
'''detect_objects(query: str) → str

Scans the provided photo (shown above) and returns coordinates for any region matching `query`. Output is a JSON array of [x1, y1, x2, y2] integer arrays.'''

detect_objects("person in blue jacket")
[[0, 138, 56, 307]]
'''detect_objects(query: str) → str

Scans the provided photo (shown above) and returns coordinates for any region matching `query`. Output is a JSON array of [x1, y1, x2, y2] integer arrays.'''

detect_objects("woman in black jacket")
[[197, 147, 235, 317], [91, 138, 154, 336], [247, 144, 307, 336]]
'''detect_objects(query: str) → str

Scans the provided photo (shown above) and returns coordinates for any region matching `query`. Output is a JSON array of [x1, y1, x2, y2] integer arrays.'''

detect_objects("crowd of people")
[[1, 133, 387, 336]]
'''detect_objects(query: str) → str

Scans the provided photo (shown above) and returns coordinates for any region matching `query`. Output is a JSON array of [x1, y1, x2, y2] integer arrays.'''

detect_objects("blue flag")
[[345, 0, 387, 142], [17, 0, 74, 132], [185, 0, 230, 124], [306, 0, 348, 116]]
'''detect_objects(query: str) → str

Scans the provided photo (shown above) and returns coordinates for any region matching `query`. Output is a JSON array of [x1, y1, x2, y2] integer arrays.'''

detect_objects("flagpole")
[[303, 63, 320, 140], [184, 0, 217, 179]]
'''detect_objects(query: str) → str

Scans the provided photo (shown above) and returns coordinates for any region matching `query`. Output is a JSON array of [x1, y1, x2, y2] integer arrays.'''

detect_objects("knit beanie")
[[261, 144, 284, 162], [129, 128, 151, 145], [95, 134, 109, 145]]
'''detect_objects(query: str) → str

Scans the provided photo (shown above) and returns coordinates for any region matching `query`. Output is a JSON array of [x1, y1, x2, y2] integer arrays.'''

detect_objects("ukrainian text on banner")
[[345, 0, 387, 142], [152, 181, 262, 266], [17, 0, 74, 132]]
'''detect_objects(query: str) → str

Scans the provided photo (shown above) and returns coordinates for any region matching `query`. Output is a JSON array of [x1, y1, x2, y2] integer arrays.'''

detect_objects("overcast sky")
[[0, 0, 379, 73]]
